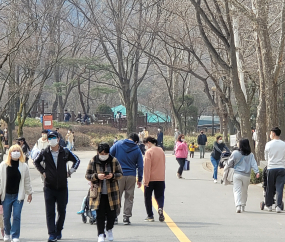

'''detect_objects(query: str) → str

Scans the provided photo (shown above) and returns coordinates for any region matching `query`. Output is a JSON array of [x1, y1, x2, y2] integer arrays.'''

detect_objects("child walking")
[[189, 142, 198, 158]]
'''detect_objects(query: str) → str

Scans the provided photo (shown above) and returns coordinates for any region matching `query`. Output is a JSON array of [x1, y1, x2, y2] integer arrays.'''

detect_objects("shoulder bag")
[[226, 156, 244, 183]]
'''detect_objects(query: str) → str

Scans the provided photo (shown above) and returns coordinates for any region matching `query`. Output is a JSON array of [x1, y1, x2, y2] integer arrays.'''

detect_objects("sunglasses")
[[48, 137, 57, 140]]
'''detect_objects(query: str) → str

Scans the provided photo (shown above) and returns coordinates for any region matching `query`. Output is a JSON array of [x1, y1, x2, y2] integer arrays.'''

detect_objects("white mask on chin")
[[99, 155, 109, 161], [48, 139, 58, 147], [218, 140, 223, 144]]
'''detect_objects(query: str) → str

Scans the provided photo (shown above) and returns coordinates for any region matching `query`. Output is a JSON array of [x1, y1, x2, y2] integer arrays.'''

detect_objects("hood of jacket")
[[120, 139, 139, 153]]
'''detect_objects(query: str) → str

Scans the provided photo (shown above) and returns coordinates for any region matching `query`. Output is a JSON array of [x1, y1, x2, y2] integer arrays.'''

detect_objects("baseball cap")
[[16, 137, 25, 141], [48, 131, 59, 138], [42, 129, 48, 134]]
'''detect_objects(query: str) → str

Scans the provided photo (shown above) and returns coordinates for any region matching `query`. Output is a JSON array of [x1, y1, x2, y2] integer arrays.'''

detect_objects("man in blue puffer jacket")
[[110, 133, 143, 225]]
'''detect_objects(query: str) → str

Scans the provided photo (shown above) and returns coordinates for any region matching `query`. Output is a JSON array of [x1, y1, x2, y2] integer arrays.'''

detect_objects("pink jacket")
[[175, 141, 188, 158]]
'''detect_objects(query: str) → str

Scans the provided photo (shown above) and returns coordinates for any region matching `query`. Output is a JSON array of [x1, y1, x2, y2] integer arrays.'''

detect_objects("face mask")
[[48, 139, 58, 147], [145, 145, 149, 150], [99, 155, 109, 161], [175, 129, 177, 132], [181, 139, 185, 142], [68, 131, 70, 134], [11, 151, 21, 159], [218, 140, 223, 144], [42, 134, 47, 139], [158, 129, 161, 132], [17, 141, 21, 145]]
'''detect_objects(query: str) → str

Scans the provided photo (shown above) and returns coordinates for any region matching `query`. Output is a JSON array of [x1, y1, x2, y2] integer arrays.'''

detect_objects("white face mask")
[[99, 155, 109, 161], [181, 139, 185, 142], [48, 139, 59, 147], [175, 129, 177, 132], [68, 131, 70, 134], [218, 140, 223, 144], [158, 129, 161, 132], [145, 145, 149, 150], [11, 151, 21, 159], [42, 134, 47, 139]]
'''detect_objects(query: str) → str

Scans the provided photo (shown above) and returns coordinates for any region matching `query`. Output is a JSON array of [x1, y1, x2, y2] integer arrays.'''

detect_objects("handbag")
[[183, 159, 190, 171], [226, 156, 244, 183], [89, 184, 99, 199]]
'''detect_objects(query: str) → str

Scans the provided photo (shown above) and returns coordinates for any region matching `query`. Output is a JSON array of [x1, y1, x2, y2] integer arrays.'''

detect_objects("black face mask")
[[17, 141, 21, 145]]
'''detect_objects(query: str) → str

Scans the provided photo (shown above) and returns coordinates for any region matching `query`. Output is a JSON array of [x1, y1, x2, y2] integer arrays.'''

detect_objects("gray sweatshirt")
[[227, 150, 259, 177]]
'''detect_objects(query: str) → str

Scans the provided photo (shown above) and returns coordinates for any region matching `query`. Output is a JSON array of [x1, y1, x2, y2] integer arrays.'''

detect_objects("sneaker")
[[123, 217, 131, 225], [158, 208, 165, 222], [214, 179, 217, 184], [241, 206, 245, 212], [1, 229, 4, 238], [56, 231, 62, 240], [276, 206, 282, 213], [176, 173, 180, 178], [265, 206, 272, 212], [12, 239, 20, 242], [47, 235, 57, 242], [236, 205, 241, 213], [4, 235, 10, 242], [107, 230, 113, 241], [98, 234, 105, 242], [114, 217, 118, 225], [144, 216, 154, 222], [77, 210, 84, 214]]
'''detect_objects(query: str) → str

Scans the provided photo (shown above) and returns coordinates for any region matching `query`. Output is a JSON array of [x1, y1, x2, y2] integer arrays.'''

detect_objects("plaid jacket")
[[85, 155, 122, 211]]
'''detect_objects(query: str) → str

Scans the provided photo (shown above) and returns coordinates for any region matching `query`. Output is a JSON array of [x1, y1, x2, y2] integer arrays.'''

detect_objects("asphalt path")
[[15, 151, 285, 242]]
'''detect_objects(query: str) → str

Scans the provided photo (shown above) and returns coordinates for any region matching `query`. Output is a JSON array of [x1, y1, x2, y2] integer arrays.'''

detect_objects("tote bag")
[[226, 156, 244, 183], [183, 159, 190, 171]]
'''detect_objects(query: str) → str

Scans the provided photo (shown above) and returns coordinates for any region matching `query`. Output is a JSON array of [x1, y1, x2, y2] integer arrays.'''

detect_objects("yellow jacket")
[[189, 144, 198, 152]]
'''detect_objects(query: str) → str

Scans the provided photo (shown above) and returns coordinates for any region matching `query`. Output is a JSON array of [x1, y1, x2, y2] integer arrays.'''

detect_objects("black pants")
[[265, 168, 285, 208], [96, 195, 116, 236], [176, 158, 185, 176], [44, 187, 67, 237], [144, 181, 165, 217], [190, 152, 194, 158]]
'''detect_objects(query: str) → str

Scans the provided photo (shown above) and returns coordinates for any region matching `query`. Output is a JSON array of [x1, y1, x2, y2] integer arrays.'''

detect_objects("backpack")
[[59, 138, 66, 147]]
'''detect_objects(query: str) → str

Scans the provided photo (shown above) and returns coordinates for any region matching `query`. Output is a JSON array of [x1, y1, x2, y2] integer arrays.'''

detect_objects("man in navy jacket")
[[110, 133, 143, 225]]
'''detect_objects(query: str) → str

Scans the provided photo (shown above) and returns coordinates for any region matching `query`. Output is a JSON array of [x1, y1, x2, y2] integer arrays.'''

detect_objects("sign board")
[[230, 134, 237, 147], [43, 115, 53, 130]]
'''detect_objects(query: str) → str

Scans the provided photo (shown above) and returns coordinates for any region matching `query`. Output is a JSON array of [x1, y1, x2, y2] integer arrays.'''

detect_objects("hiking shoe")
[[265, 206, 272, 212], [214, 179, 217, 184], [4, 234, 10, 242], [276, 206, 282, 213], [144, 216, 154, 222], [114, 217, 118, 225], [236, 206, 241, 213], [123, 217, 131, 225], [98, 234, 105, 242], [158, 208, 165, 222], [107, 230, 113, 241], [241, 206, 245, 212], [77, 210, 84, 214]]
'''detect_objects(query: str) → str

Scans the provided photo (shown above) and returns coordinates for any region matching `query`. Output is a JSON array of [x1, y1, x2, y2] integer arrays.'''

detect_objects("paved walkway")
[[16, 151, 285, 241]]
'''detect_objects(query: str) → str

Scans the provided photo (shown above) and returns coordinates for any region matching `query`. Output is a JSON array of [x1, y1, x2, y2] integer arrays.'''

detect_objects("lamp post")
[[211, 86, 216, 136]]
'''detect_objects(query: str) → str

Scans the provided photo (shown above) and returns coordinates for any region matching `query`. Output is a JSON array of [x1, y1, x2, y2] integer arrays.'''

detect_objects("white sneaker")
[[236, 205, 241, 213], [4, 234, 10, 242], [276, 206, 282, 213], [265, 206, 272, 212], [12, 239, 20, 242], [98, 234, 105, 242], [214, 179, 217, 184], [107, 229, 113, 241], [241, 206, 245, 212]]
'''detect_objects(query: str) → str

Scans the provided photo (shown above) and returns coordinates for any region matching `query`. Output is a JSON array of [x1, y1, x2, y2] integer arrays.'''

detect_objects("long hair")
[[239, 139, 251, 156], [5, 144, 25, 166], [177, 134, 184, 142]]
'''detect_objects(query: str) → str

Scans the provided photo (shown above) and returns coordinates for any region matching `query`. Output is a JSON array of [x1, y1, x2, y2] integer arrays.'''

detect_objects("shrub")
[[15, 118, 42, 127], [250, 168, 263, 184]]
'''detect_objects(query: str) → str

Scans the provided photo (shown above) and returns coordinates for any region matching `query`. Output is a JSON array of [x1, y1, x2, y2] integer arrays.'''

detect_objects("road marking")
[[140, 186, 191, 242]]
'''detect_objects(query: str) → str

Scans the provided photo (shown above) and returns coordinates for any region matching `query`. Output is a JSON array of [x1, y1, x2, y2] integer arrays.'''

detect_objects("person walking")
[[175, 134, 188, 179], [223, 139, 260, 213], [16, 137, 30, 164], [264, 127, 285, 213], [157, 128, 164, 150], [189, 142, 198, 158], [110, 133, 143, 225], [210, 135, 230, 184], [65, 129, 74, 150], [86, 143, 123, 242], [33, 131, 80, 242], [0, 144, 33, 242], [64, 110, 71, 122], [173, 128, 181, 155], [197, 131, 207, 159], [143, 137, 166, 222], [3, 128, 9, 152], [34, 129, 49, 151]]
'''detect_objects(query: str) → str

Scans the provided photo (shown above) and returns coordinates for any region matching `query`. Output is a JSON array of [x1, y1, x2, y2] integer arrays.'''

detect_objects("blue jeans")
[[210, 157, 220, 180], [2, 194, 24, 239]]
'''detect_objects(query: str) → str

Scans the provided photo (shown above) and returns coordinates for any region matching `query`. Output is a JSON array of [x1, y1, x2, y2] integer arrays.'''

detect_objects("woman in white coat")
[[224, 139, 259, 213], [0, 144, 33, 242]]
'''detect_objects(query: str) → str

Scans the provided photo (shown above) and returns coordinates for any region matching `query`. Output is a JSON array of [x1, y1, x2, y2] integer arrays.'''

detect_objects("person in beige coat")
[[65, 129, 74, 150], [0, 144, 33, 242]]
